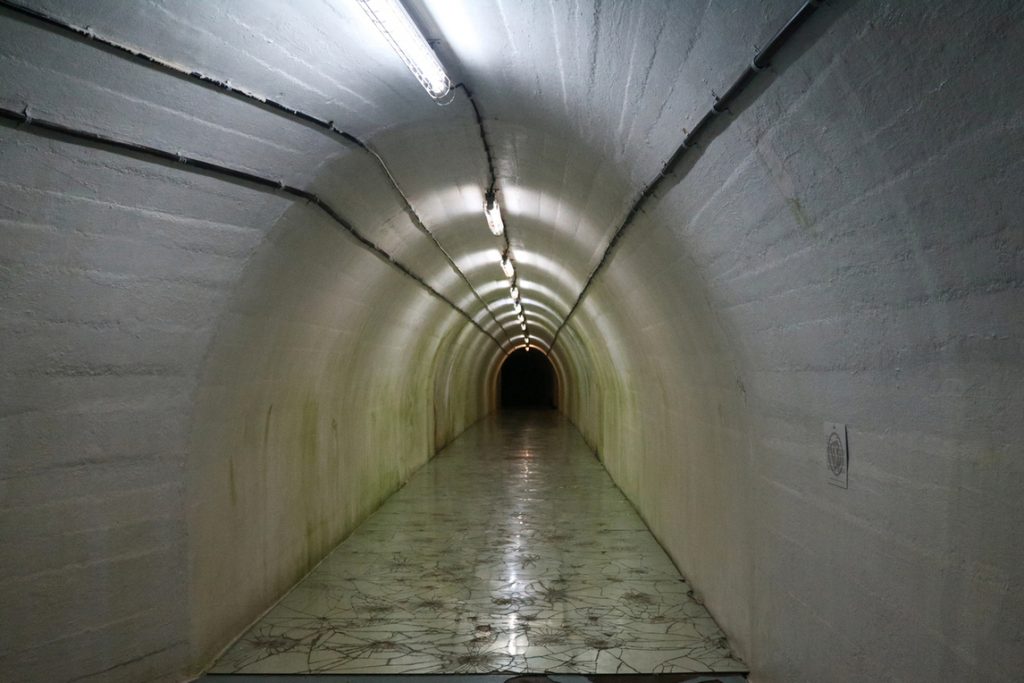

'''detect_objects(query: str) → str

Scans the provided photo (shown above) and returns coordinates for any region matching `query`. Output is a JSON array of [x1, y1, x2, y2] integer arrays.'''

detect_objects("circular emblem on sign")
[[826, 431, 845, 476]]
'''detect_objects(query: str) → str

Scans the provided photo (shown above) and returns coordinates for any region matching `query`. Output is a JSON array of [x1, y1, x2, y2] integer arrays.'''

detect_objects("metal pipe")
[[0, 105, 503, 349], [549, 0, 824, 351], [457, 82, 525, 339], [754, 0, 823, 69], [0, 0, 512, 346], [456, 84, 499, 198]]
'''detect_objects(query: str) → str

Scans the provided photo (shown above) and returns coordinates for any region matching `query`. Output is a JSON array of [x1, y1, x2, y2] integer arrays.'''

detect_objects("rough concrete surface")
[[1, 1, 1022, 682]]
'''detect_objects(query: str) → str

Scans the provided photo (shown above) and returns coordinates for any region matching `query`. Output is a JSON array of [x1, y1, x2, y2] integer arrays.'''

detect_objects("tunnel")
[[500, 349, 556, 409], [1, 1, 1022, 681]]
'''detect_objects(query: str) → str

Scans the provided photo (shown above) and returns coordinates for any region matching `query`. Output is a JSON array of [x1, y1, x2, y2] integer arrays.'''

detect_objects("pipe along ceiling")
[[1, 1, 1022, 681]]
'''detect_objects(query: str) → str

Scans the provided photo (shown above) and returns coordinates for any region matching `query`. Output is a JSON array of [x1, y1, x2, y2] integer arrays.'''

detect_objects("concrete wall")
[[559, 2, 1024, 681], [0, 117, 497, 681], [187, 192, 496, 666], [1, 1, 1022, 682], [0, 2, 498, 678]]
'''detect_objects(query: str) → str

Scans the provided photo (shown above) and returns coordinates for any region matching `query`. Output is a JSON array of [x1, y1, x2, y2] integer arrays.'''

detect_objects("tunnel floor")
[[210, 411, 746, 676]]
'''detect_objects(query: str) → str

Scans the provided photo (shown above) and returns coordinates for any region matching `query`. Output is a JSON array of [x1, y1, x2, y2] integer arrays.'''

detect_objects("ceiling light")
[[510, 286, 519, 300], [357, 0, 453, 103], [484, 192, 504, 236], [501, 254, 515, 279], [513, 301, 522, 314]]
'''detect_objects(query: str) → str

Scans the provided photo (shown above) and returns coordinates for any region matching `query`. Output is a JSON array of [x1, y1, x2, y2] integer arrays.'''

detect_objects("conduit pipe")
[[456, 82, 534, 343], [0, 105, 505, 347], [549, 0, 824, 350], [456, 84, 499, 203], [0, 0, 515, 347]]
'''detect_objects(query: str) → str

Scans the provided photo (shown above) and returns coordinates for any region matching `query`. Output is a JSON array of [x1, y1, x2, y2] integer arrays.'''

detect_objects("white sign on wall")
[[824, 422, 848, 489]]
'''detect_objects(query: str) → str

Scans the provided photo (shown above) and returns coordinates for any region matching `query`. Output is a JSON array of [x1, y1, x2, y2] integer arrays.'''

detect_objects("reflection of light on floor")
[[507, 613, 519, 655], [211, 412, 746, 675]]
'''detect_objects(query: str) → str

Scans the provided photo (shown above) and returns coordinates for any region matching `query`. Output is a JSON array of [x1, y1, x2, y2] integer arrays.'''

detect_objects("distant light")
[[500, 254, 515, 279], [517, 313, 525, 325], [484, 192, 504, 236], [510, 286, 519, 301], [513, 301, 522, 314], [520, 321, 527, 331], [357, 0, 453, 103]]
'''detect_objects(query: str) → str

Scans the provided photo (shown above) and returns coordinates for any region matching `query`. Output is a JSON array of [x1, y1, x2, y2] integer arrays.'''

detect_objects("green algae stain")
[[301, 396, 319, 465], [228, 457, 237, 507], [264, 404, 274, 446], [300, 395, 325, 570], [787, 196, 815, 232], [329, 417, 341, 499], [305, 518, 328, 570]]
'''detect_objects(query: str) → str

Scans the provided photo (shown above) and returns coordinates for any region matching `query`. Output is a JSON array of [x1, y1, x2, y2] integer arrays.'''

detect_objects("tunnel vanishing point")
[[1, 1, 1022, 681]]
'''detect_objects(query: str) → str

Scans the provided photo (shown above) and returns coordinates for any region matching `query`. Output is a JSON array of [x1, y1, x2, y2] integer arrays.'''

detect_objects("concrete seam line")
[[548, 0, 825, 352], [0, 106, 504, 349], [0, 0, 512, 348]]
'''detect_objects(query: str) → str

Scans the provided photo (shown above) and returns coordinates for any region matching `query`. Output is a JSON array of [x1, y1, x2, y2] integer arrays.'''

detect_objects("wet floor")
[[211, 411, 746, 675]]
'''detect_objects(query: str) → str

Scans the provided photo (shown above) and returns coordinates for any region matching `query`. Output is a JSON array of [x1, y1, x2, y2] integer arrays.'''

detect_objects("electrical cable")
[[548, 0, 824, 351], [0, 105, 504, 348], [456, 82, 535, 346], [0, 0, 512, 346]]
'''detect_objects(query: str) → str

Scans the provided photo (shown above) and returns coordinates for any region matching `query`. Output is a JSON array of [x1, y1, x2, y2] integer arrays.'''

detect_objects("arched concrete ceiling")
[[8, 0, 764, 359], [1, 1, 1022, 682]]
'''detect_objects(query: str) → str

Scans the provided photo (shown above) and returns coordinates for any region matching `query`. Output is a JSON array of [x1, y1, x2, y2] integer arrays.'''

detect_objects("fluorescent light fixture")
[[520, 321, 527, 330], [501, 254, 515, 279], [357, 0, 453, 103], [517, 313, 525, 324], [513, 301, 522, 314], [510, 286, 519, 300], [484, 192, 504, 236]]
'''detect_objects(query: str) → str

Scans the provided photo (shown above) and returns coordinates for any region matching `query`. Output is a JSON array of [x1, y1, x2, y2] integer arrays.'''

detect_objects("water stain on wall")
[[300, 395, 329, 571]]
